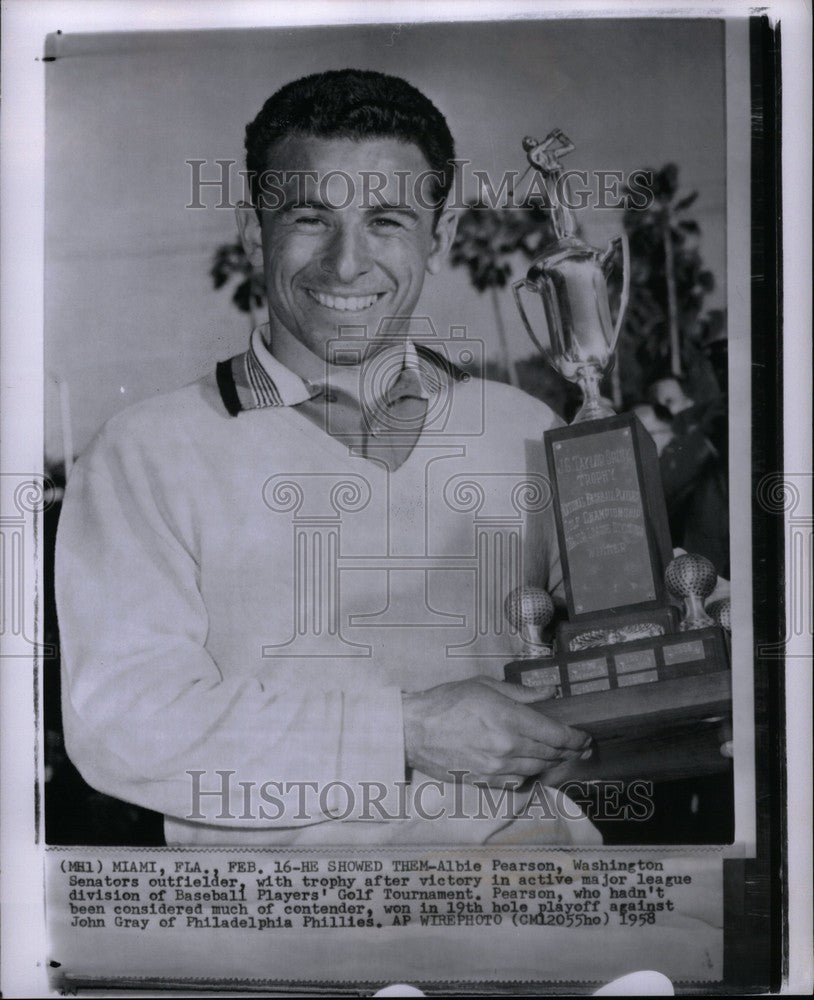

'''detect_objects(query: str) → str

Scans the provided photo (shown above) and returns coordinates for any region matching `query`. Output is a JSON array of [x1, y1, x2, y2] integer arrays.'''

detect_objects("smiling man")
[[240, 134, 454, 357], [56, 69, 600, 847]]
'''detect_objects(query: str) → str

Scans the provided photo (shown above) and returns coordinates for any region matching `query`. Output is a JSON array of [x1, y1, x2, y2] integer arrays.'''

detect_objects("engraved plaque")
[[615, 648, 657, 674], [617, 669, 659, 687], [571, 677, 611, 695], [519, 665, 562, 688], [663, 639, 706, 665], [567, 656, 608, 682], [552, 426, 651, 610], [546, 413, 674, 619]]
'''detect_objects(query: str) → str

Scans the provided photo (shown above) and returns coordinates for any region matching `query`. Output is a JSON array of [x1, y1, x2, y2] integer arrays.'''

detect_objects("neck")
[[264, 319, 411, 393], [264, 322, 331, 384]]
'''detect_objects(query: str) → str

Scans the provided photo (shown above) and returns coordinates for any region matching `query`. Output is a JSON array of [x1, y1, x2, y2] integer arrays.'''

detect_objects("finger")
[[515, 703, 591, 751], [475, 738, 578, 777], [521, 745, 593, 766], [474, 774, 529, 790], [501, 752, 590, 775], [498, 756, 551, 777], [511, 734, 587, 761], [478, 677, 559, 704], [502, 682, 559, 704]]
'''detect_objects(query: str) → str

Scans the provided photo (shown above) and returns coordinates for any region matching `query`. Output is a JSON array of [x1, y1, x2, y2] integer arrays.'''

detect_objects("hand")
[[402, 676, 592, 788], [718, 719, 733, 758]]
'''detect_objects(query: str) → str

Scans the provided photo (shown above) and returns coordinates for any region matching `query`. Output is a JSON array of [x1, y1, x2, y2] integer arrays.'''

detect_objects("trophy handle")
[[601, 232, 631, 346], [512, 278, 549, 356]]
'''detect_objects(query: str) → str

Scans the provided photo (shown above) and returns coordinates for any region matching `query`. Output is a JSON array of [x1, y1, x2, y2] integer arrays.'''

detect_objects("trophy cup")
[[503, 131, 732, 784], [512, 132, 629, 425]]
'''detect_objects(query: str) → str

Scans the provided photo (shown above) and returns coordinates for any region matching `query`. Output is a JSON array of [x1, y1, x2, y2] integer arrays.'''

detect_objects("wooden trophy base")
[[555, 605, 680, 652], [504, 626, 731, 783]]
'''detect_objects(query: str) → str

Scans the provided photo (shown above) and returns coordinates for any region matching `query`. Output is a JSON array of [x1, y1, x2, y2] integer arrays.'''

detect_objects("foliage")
[[448, 200, 557, 291], [210, 242, 266, 314], [448, 200, 561, 387], [618, 163, 719, 403]]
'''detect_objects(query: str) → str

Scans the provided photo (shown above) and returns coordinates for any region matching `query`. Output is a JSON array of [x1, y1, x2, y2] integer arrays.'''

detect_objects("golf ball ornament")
[[665, 553, 717, 630]]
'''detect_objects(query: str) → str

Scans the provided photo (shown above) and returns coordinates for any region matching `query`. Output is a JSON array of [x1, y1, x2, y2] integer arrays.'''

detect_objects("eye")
[[292, 214, 327, 228], [370, 216, 405, 231]]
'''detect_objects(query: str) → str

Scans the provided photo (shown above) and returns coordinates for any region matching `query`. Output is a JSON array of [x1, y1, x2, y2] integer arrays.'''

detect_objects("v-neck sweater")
[[55, 366, 589, 845]]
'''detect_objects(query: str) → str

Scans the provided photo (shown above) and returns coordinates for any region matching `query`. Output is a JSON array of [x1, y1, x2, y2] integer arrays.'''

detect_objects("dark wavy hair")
[[244, 69, 456, 221]]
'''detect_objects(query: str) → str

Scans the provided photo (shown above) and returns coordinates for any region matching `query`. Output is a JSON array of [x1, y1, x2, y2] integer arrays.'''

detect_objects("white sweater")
[[56, 362, 601, 846]]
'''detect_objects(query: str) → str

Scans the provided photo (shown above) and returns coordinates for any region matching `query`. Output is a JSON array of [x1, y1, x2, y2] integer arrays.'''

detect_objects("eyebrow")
[[280, 199, 420, 223], [280, 198, 331, 213], [366, 203, 420, 220]]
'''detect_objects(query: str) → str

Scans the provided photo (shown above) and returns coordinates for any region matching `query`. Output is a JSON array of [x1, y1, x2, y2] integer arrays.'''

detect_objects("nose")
[[321, 222, 372, 284]]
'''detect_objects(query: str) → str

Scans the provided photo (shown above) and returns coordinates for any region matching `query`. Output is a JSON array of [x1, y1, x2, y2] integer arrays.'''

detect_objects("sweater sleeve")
[[524, 397, 566, 607], [55, 419, 406, 831]]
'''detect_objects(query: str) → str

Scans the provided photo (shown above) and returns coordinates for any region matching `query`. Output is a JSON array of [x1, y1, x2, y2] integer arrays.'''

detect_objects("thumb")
[[476, 675, 558, 703]]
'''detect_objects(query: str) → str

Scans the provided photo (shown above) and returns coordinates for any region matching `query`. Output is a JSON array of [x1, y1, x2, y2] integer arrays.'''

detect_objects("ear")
[[235, 202, 265, 270], [425, 207, 458, 276]]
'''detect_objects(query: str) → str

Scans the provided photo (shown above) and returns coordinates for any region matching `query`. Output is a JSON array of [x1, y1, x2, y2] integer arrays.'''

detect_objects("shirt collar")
[[215, 324, 466, 417]]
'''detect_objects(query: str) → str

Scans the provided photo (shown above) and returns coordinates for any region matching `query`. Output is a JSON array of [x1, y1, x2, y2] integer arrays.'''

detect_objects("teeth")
[[307, 289, 382, 311]]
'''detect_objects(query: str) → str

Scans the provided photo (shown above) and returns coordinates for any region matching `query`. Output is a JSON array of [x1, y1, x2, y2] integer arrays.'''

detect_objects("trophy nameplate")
[[505, 130, 731, 784], [546, 413, 674, 622]]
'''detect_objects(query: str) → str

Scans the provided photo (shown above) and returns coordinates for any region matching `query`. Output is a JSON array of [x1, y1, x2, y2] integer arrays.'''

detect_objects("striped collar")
[[215, 325, 466, 417]]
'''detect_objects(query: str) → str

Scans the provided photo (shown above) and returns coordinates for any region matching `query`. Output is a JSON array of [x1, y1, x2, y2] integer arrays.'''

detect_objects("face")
[[237, 135, 456, 362], [633, 404, 673, 456], [652, 378, 692, 416]]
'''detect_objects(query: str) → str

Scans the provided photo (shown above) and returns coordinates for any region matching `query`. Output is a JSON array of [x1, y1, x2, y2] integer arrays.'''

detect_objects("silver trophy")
[[512, 130, 630, 424]]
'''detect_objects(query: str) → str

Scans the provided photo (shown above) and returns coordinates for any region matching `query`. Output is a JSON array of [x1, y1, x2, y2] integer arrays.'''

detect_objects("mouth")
[[305, 289, 386, 312]]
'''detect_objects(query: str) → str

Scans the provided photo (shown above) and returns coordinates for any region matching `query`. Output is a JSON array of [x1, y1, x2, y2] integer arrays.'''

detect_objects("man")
[[57, 69, 598, 846], [647, 376, 730, 576], [649, 375, 695, 418], [630, 402, 675, 457]]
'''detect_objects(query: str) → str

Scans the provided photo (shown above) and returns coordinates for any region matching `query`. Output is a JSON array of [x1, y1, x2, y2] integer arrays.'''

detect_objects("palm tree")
[[449, 202, 557, 387], [621, 163, 715, 389]]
